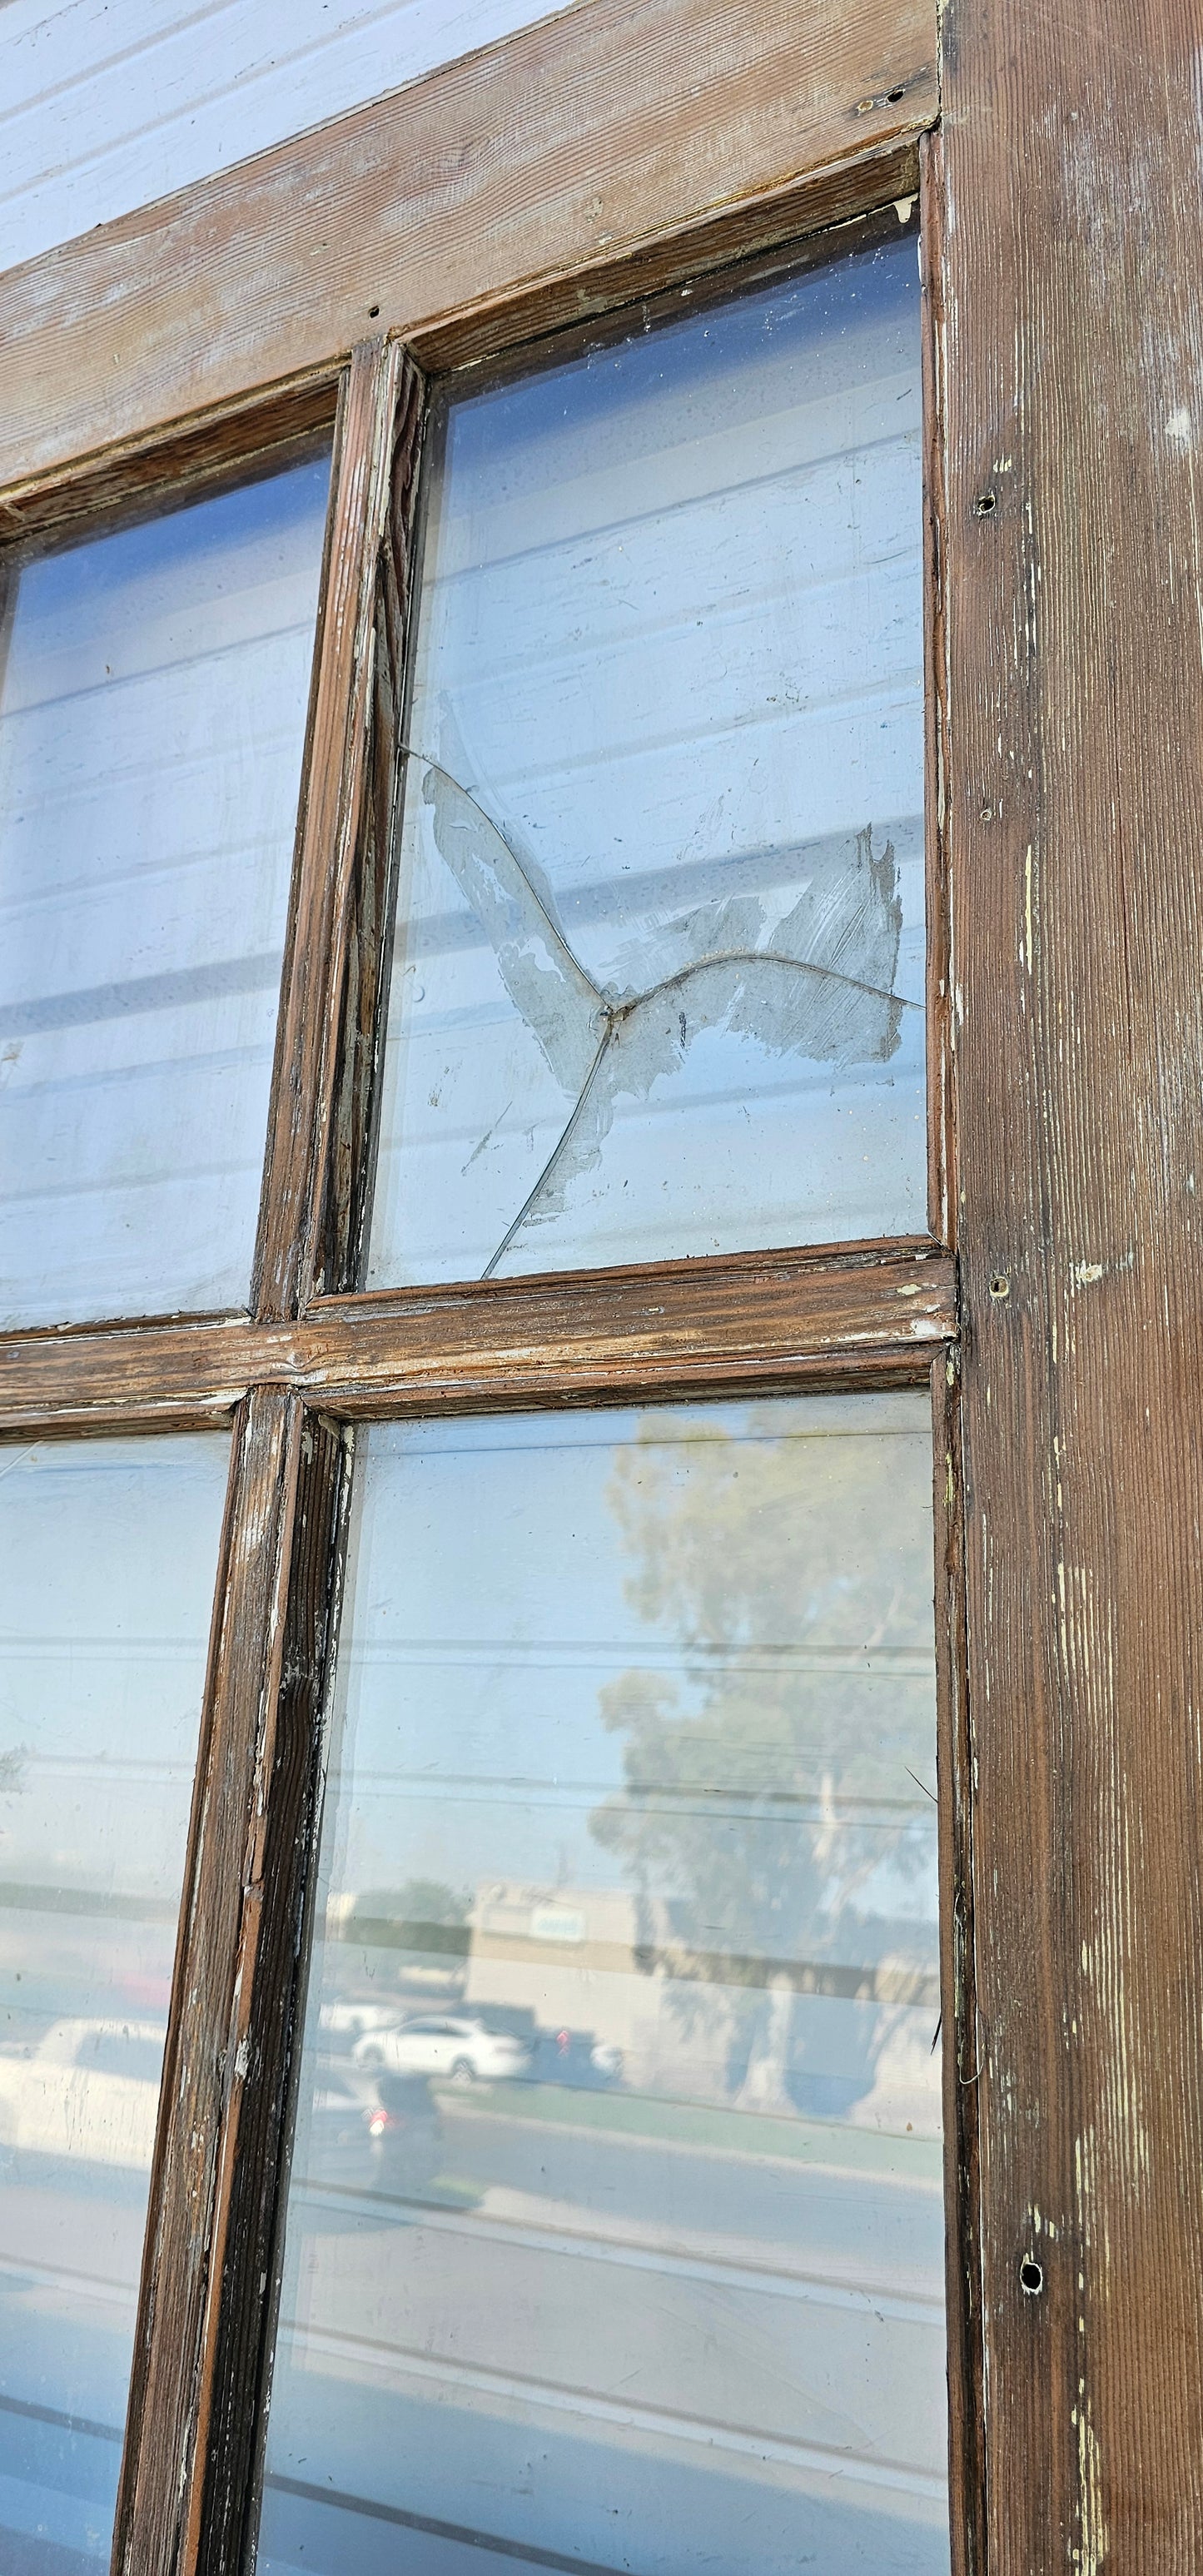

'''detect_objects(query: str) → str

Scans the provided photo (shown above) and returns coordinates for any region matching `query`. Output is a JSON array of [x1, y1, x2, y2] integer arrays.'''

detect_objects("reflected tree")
[[590, 1409, 936, 2105]]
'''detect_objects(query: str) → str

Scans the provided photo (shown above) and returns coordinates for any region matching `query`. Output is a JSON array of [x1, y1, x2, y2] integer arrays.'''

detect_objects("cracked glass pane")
[[368, 224, 925, 1286]]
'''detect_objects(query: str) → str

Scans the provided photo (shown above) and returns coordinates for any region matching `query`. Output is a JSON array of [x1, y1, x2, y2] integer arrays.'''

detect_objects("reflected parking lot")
[[261, 1396, 948, 2574]]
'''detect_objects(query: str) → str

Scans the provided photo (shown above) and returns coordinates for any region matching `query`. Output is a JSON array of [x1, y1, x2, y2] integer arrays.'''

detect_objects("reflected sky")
[[0, 1434, 230, 2574], [262, 1394, 947, 2576], [0, 451, 331, 1328], [369, 227, 925, 1286]]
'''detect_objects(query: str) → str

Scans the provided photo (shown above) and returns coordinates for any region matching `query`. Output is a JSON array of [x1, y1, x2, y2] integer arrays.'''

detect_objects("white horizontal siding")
[[0, 0, 567, 274], [365, 235, 928, 1286]]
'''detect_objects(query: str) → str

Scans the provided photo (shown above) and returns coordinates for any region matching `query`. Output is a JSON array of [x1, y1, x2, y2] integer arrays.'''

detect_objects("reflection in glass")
[[0, 1435, 230, 2569], [261, 1396, 947, 2576], [0, 450, 331, 1328], [369, 227, 924, 1287]]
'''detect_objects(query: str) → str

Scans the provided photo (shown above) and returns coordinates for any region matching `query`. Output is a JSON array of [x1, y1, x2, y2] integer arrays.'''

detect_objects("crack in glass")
[[400, 750, 920, 1280]]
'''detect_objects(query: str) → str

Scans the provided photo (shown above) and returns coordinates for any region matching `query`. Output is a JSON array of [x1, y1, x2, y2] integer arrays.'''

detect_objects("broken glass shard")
[[369, 224, 925, 1286]]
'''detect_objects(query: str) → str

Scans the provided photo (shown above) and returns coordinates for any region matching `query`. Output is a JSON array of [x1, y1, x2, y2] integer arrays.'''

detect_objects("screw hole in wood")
[[1019, 2256, 1044, 2296]]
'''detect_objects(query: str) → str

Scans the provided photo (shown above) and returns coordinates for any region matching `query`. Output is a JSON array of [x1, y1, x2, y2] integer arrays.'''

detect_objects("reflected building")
[[461, 1875, 942, 2134], [462, 1877, 675, 2085]]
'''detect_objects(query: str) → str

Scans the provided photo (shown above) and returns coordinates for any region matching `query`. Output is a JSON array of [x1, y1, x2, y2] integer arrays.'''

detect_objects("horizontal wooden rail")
[[0, 1243, 956, 1435], [0, 0, 937, 507]]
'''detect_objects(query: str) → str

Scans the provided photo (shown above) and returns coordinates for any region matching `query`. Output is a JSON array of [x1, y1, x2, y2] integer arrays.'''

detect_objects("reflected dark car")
[[303, 2062, 444, 2196]]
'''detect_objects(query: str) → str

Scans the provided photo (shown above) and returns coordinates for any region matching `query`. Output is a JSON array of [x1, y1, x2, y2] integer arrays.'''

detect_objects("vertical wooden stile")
[[111, 338, 430, 2576], [191, 1414, 351, 2576], [940, 0, 1203, 2559], [253, 335, 411, 1320], [321, 353, 426, 1292], [920, 128, 954, 1253], [932, 1348, 985, 2576], [113, 1388, 303, 2576], [112, 1398, 350, 2576]]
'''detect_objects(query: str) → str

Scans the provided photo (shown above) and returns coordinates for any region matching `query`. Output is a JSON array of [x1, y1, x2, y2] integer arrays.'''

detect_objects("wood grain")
[[409, 132, 922, 378], [0, 375, 337, 548], [253, 339, 408, 1320], [319, 353, 426, 1294], [932, 1348, 985, 2576], [113, 1390, 302, 2576], [939, 6, 1203, 2559], [0, 1244, 957, 1434], [921, 130, 954, 1251], [0, 0, 937, 500], [191, 1415, 350, 2576]]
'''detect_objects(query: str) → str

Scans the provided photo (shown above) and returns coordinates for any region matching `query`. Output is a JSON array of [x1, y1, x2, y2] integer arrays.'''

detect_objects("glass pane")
[[0, 450, 331, 1328], [369, 227, 924, 1288], [0, 1433, 230, 2569], [261, 1395, 947, 2576]]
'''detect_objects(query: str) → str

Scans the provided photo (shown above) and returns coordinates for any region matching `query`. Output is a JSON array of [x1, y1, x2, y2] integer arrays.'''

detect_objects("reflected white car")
[[352, 2015, 530, 2086], [0, 2018, 164, 2169], [318, 2002, 404, 2043]]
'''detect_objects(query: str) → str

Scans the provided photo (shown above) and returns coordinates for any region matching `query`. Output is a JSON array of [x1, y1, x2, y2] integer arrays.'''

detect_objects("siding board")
[[0, 0, 564, 269]]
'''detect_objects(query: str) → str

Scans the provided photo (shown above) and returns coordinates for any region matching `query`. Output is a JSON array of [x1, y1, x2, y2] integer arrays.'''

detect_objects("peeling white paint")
[[1071, 2382, 1109, 2574]]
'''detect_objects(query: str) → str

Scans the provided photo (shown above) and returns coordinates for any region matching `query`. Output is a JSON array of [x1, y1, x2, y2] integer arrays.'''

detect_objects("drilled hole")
[[989, 1273, 1011, 1301], [887, 84, 906, 102], [1019, 2255, 1045, 2296], [973, 490, 997, 517], [368, 303, 380, 318]]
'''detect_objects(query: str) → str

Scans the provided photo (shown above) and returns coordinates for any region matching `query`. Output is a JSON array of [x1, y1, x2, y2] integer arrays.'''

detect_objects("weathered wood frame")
[[0, 7, 962, 2570], [7, 0, 1199, 2566]]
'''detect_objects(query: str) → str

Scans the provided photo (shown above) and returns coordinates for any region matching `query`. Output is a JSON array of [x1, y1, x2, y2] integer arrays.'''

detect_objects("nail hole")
[[973, 490, 997, 517], [1019, 2255, 1044, 2296], [368, 304, 380, 318], [887, 85, 906, 102], [989, 1273, 1010, 1301]]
